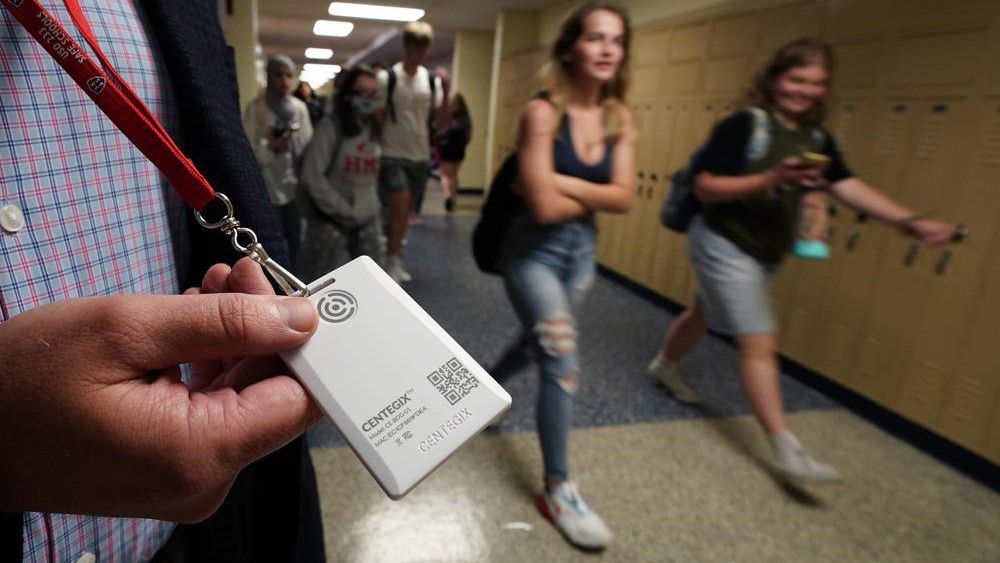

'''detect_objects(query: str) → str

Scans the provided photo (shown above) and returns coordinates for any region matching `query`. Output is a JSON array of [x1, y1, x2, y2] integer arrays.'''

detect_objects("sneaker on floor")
[[647, 355, 700, 404], [444, 196, 456, 213], [770, 432, 842, 484], [536, 481, 612, 551], [386, 256, 412, 283]]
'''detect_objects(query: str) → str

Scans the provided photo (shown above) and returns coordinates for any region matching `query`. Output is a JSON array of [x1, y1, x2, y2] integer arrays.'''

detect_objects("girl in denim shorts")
[[647, 39, 959, 484]]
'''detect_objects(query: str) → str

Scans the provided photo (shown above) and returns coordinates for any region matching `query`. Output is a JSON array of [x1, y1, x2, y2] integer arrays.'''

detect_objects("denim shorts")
[[378, 157, 428, 198], [688, 215, 778, 336]]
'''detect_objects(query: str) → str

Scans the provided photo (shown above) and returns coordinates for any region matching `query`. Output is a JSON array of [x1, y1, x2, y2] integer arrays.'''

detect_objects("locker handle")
[[935, 249, 953, 276], [638, 171, 645, 179], [856, 212, 869, 224], [650, 173, 659, 181], [904, 243, 920, 267], [646, 185, 654, 199], [953, 223, 969, 243], [846, 229, 860, 251]]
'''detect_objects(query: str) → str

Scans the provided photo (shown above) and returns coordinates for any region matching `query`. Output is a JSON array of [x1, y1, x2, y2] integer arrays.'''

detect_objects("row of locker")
[[487, 0, 1000, 463], [594, 94, 1000, 462]]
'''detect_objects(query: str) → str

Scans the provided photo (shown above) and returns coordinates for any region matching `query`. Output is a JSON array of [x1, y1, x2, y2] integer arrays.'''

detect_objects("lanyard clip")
[[195, 192, 310, 296], [247, 242, 310, 297]]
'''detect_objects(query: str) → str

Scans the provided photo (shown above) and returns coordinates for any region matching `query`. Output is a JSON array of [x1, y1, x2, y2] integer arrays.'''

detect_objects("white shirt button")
[[76, 552, 97, 563], [0, 204, 25, 233]]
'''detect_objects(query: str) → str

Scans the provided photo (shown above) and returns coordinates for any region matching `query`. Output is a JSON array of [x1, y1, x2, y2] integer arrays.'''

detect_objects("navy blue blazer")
[[1, 1, 325, 561]]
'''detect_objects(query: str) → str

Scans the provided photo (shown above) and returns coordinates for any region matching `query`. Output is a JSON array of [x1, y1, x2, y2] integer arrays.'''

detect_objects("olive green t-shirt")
[[697, 110, 853, 264]]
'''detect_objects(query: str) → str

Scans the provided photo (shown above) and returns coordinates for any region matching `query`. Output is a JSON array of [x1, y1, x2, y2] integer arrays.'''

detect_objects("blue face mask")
[[351, 96, 384, 117]]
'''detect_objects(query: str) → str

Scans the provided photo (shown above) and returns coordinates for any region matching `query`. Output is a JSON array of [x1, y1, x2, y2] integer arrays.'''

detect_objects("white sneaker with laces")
[[536, 481, 613, 550], [770, 430, 841, 484], [647, 355, 700, 404]]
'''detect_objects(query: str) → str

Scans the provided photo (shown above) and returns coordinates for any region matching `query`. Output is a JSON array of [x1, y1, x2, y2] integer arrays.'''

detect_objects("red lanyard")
[[3, 0, 215, 211], [3, 0, 310, 294]]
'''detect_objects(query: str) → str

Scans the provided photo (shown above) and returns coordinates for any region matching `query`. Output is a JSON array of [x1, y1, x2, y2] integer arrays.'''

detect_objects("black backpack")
[[472, 153, 519, 275], [660, 147, 707, 233]]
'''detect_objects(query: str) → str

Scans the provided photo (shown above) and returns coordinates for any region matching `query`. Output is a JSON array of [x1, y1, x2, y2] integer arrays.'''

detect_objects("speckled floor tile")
[[310, 410, 1000, 563]]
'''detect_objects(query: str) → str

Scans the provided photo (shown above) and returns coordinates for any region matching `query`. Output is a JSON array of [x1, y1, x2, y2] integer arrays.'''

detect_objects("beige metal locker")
[[616, 99, 656, 280], [824, 0, 894, 43], [648, 101, 688, 300], [891, 100, 1000, 426], [850, 100, 973, 404], [670, 21, 708, 63], [937, 222, 1000, 462], [804, 100, 891, 382], [708, 12, 758, 57], [754, 1, 822, 61]]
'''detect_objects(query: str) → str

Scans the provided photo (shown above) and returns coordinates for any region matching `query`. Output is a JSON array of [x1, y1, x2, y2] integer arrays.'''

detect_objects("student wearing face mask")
[[297, 65, 386, 280], [244, 55, 314, 260]]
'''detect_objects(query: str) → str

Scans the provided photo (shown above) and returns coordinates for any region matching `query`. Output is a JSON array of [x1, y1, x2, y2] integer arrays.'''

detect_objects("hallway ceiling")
[[258, 0, 565, 70]]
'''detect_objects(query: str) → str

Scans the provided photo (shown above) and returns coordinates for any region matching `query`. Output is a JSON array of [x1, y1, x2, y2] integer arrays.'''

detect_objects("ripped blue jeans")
[[494, 218, 596, 481]]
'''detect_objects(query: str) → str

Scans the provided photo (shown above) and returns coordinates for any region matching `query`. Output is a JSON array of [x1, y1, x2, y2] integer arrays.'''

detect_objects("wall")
[[485, 9, 543, 182], [218, 0, 261, 111], [451, 30, 494, 189]]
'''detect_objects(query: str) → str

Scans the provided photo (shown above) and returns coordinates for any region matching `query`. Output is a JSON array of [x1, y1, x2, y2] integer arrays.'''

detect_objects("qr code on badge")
[[427, 357, 479, 405]]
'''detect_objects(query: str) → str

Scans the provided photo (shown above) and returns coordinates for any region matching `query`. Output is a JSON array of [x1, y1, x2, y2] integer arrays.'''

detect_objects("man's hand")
[[0, 259, 321, 523]]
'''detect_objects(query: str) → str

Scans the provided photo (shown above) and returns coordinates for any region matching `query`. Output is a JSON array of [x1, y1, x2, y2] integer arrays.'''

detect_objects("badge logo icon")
[[316, 290, 358, 323], [87, 76, 106, 94]]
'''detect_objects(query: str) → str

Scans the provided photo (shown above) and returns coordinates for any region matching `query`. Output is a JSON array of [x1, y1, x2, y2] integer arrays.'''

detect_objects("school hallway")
[[304, 191, 1000, 563]]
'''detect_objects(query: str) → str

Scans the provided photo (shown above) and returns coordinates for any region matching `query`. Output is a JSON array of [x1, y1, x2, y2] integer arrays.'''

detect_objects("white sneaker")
[[770, 431, 841, 484], [647, 355, 700, 404], [536, 481, 613, 550], [386, 256, 412, 283]]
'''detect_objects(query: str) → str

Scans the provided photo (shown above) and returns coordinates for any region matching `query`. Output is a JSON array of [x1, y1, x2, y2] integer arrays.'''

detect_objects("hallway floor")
[[305, 190, 1000, 562]]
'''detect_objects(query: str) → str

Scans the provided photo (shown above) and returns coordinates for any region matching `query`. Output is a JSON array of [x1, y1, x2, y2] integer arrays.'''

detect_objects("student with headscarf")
[[243, 55, 314, 259]]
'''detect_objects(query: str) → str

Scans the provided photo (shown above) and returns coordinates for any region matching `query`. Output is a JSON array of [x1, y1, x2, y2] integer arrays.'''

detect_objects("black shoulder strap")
[[387, 68, 397, 123], [428, 70, 437, 110]]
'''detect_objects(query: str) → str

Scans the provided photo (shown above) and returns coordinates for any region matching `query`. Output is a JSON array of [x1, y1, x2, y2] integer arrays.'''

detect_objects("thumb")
[[211, 375, 323, 467], [118, 293, 318, 369]]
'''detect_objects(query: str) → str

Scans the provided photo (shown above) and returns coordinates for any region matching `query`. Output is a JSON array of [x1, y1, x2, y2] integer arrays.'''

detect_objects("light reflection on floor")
[[346, 483, 488, 562]]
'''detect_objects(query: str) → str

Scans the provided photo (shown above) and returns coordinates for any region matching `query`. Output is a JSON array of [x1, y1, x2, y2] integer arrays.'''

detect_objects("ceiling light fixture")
[[328, 2, 425, 22], [305, 48, 334, 60], [313, 20, 355, 37], [303, 63, 342, 75]]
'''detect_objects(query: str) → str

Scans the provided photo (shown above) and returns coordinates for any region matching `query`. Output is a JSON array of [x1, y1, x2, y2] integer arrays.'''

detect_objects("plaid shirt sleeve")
[[1, 1, 188, 560]]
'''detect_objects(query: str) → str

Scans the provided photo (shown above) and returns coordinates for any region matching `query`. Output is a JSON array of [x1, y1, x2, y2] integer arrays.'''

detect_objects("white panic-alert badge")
[[280, 256, 511, 499]]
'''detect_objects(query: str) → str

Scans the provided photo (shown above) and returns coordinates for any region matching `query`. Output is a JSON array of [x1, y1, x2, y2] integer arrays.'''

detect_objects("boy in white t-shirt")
[[377, 21, 448, 283]]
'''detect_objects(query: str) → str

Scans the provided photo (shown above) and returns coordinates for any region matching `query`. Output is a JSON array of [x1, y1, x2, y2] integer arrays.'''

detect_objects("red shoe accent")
[[536, 493, 558, 522]]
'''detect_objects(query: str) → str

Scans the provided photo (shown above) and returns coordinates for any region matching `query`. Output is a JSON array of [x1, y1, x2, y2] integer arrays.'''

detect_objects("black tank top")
[[553, 113, 613, 184]]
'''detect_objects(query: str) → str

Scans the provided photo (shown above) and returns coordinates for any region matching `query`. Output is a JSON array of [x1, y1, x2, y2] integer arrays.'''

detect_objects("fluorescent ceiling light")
[[303, 63, 341, 75], [313, 20, 354, 37], [305, 48, 334, 60], [328, 2, 425, 22]]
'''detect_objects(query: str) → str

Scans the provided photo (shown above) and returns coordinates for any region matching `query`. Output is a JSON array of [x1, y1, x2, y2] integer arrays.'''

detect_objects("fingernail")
[[277, 297, 317, 332]]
